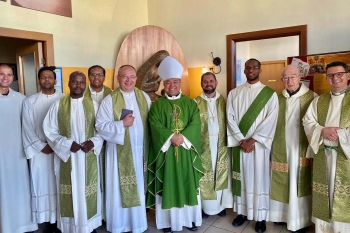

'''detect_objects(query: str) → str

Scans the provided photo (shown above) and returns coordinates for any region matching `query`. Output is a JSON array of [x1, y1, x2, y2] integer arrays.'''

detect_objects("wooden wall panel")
[[114, 25, 189, 95]]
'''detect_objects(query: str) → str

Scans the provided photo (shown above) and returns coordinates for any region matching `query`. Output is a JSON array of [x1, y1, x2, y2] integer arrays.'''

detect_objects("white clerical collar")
[[120, 89, 135, 96], [89, 85, 104, 94], [40, 90, 57, 97], [165, 90, 182, 100], [244, 81, 262, 88], [201, 91, 220, 101], [331, 86, 349, 96]]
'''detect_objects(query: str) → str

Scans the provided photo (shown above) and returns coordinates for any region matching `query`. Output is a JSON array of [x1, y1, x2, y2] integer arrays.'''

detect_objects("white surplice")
[[0, 89, 38, 233], [95, 90, 151, 233], [303, 92, 350, 233], [225, 81, 278, 221], [22, 90, 64, 224], [197, 92, 226, 215], [154, 92, 202, 232], [43, 96, 103, 233], [269, 84, 315, 231]]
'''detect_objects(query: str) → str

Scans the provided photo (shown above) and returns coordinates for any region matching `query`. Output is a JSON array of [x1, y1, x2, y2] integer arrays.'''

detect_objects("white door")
[[16, 42, 44, 96]]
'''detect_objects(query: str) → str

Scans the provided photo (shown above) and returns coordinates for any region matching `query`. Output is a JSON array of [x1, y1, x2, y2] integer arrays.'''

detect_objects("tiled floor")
[[36, 208, 315, 233]]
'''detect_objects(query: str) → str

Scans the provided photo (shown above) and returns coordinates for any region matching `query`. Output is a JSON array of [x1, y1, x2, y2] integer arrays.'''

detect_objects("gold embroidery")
[[272, 161, 288, 172], [232, 171, 241, 180], [313, 181, 328, 195]]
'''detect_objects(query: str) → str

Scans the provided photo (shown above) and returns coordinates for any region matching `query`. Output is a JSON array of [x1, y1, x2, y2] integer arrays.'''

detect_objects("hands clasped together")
[[70, 140, 94, 153], [239, 138, 256, 153], [321, 127, 341, 141]]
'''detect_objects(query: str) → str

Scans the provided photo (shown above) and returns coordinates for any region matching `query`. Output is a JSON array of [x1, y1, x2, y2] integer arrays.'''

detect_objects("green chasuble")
[[271, 90, 314, 203], [312, 90, 350, 223], [147, 95, 204, 209], [57, 95, 98, 219], [195, 95, 228, 200]]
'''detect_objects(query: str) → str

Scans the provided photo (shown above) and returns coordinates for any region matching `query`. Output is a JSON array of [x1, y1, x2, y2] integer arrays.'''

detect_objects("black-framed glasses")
[[326, 72, 348, 79], [89, 73, 104, 78]]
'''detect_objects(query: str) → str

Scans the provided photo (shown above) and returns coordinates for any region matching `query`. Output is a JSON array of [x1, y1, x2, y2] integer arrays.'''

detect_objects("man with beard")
[[194, 72, 229, 219], [22, 66, 65, 233], [0, 64, 38, 233], [84, 65, 112, 104], [147, 56, 203, 233], [43, 71, 103, 233], [225, 58, 278, 233]]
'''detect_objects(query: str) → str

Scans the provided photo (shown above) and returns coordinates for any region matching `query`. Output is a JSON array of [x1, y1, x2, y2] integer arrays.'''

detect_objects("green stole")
[[84, 85, 112, 191], [195, 95, 228, 200], [57, 95, 98, 219], [271, 90, 314, 203], [111, 87, 149, 208], [313, 90, 350, 223], [232, 86, 275, 196]]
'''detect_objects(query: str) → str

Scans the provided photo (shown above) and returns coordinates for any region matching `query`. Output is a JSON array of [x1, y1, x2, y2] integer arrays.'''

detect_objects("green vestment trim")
[[313, 90, 350, 223], [271, 90, 314, 203], [232, 86, 275, 197], [147, 95, 204, 209], [195, 95, 228, 200], [111, 88, 149, 208], [57, 95, 98, 219], [84, 85, 112, 193]]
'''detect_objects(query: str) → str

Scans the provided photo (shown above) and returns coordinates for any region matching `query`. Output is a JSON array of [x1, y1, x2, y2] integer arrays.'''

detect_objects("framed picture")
[[11, 0, 72, 17], [54, 67, 63, 93]]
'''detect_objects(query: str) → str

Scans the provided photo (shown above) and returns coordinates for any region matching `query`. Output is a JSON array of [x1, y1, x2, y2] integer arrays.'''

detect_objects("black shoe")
[[163, 227, 172, 233], [255, 220, 266, 233], [273, 222, 286, 225], [186, 222, 198, 231], [232, 214, 247, 227], [91, 230, 97, 233], [217, 209, 226, 217], [202, 210, 209, 219]]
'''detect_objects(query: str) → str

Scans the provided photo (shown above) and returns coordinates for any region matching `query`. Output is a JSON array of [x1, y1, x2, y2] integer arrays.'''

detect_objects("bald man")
[[269, 65, 316, 233]]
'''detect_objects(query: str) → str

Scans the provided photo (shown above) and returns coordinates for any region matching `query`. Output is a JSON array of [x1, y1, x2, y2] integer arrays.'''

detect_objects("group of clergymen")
[[0, 56, 349, 233]]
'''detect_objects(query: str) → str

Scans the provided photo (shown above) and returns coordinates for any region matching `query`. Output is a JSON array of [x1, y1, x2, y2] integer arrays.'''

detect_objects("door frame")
[[226, 25, 307, 93], [0, 27, 54, 66]]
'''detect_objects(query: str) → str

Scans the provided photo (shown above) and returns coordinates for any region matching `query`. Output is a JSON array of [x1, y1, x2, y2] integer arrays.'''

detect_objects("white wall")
[[148, 0, 350, 96], [0, 0, 148, 68], [250, 36, 299, 62]]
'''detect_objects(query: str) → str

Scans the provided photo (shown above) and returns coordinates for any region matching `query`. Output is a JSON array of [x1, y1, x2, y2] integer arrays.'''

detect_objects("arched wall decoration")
[[114, 25, 189, 96]]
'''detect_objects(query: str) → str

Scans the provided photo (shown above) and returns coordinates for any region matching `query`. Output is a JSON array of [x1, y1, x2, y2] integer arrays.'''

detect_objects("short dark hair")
[[88, 65, 105, 76], [0, 64, 13, 72], [38, 66, 56, 80], [69, 71, 86, 81], [245, 58, 261, 68], [326, 61, 349, 73], [117, 65, 136, 75], [201, 72, 216, 82]]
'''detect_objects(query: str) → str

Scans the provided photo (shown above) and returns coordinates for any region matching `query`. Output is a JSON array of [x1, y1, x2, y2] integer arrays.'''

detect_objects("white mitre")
[[158, 56, 183, 81]]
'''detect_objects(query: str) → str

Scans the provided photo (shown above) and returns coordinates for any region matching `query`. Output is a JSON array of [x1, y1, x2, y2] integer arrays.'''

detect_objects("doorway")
[[0, 27, 54, 95], [226, 25, 307, 93]]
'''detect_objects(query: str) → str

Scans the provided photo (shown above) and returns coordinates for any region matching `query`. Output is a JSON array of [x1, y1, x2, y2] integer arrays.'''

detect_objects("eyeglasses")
[[245, 66, 260, 70], [282, 75, 299, 81], [89, 73, 104, 78], [326, 72, 348, 79], [0, 73, 14, 78], [118, 75, 137, 79]]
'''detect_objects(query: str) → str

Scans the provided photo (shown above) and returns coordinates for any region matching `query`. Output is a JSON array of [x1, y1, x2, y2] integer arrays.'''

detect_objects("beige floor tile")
[[212, 214, 249, 232], [202, 215, 220, 225], [203, 226, 234, 233], [242, 221, 283, 233]]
